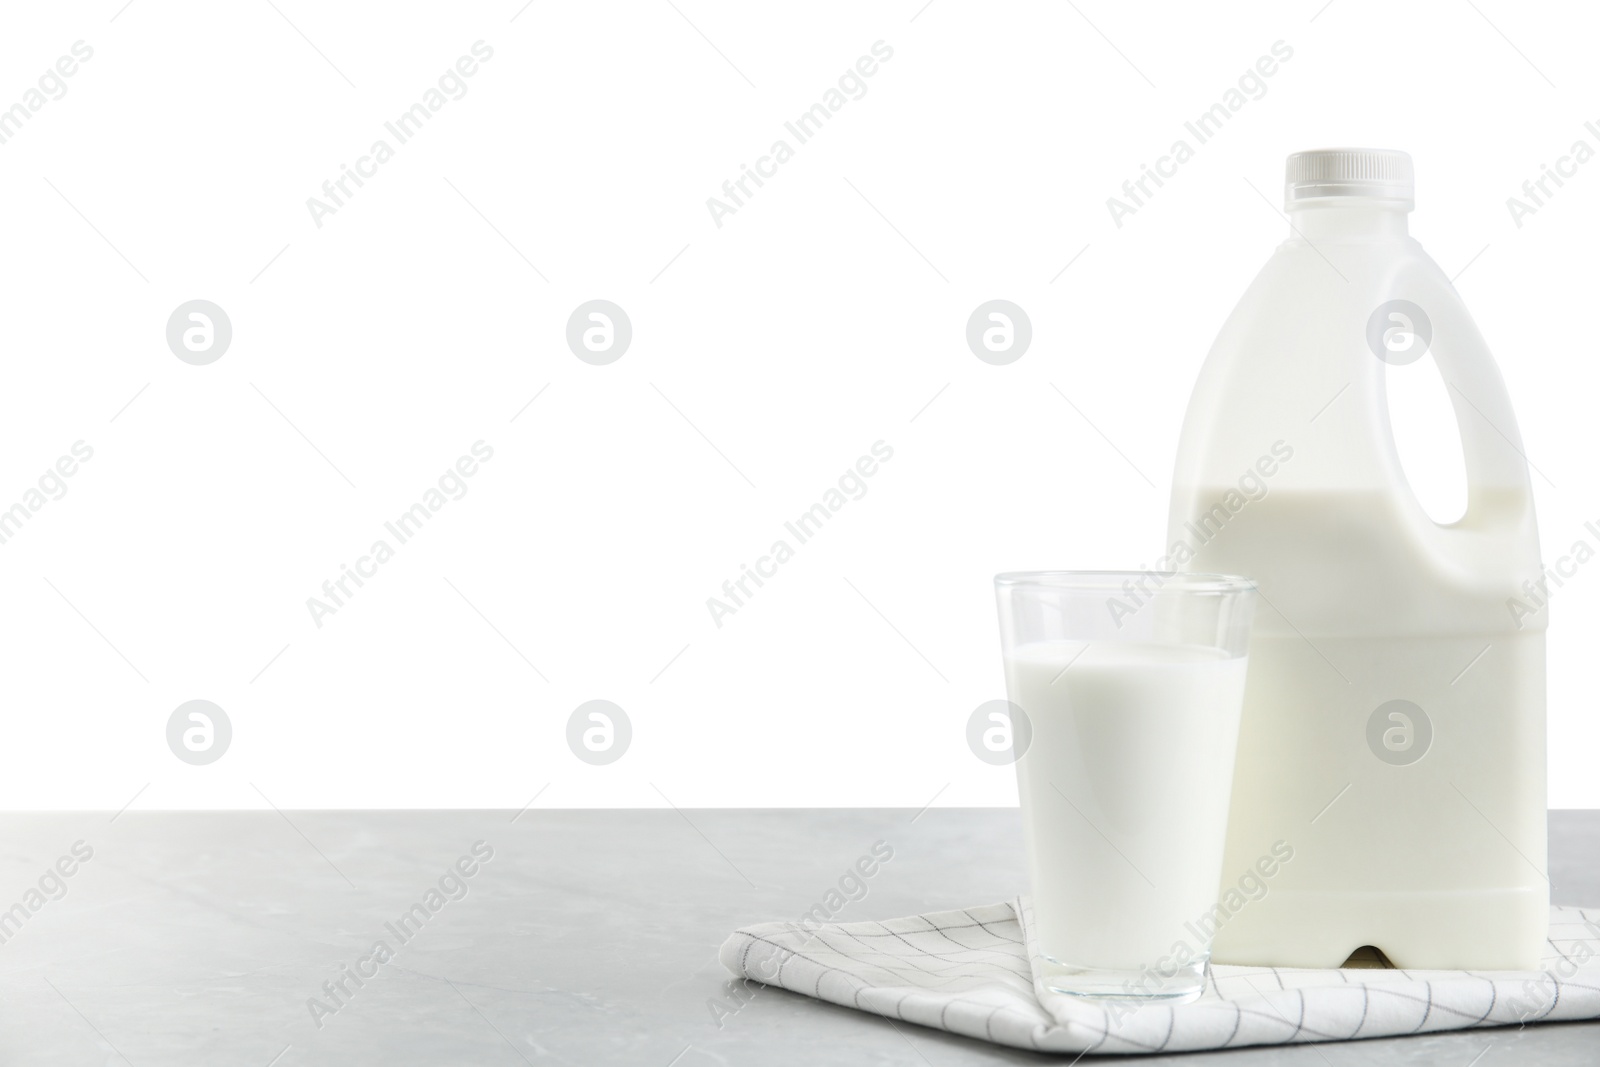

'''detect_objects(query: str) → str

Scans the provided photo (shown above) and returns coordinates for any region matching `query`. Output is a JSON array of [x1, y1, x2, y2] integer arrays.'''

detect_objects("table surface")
[[0, 808, 1594, 1065]]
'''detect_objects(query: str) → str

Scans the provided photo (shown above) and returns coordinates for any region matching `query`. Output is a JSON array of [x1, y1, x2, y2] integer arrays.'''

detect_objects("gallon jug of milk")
[[1167, 148, 1548, 969]]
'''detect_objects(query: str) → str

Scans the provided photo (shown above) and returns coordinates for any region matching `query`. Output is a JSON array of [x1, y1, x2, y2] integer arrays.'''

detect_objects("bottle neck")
[[1287, 200, 1410, 240]]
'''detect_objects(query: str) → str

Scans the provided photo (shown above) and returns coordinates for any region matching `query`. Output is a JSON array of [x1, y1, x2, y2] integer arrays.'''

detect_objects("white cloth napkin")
[[719, 899, 1600, 1054]]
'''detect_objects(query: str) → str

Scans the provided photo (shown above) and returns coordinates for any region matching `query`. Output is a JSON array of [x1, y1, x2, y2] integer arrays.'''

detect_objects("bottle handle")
[[1378, 261, 1535, 529]]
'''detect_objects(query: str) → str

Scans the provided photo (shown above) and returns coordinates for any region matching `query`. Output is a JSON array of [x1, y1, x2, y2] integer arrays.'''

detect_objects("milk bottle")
[[1167, 149, 1548, 969]]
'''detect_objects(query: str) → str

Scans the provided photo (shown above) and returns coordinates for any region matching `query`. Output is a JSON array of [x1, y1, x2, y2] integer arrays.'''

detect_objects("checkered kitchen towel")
[[720, 900, 1600, 1054]]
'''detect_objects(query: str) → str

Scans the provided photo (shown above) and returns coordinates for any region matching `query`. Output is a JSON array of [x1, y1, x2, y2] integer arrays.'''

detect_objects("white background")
[[0, 0, 1594, 810]]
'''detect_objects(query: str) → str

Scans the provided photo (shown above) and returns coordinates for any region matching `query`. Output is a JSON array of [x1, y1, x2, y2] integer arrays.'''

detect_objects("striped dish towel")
[[719, 900, 1600, 1054]]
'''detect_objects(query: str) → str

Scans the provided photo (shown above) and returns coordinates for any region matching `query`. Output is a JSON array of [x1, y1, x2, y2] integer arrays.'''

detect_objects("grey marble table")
[[0, 809, 1594, 1065]]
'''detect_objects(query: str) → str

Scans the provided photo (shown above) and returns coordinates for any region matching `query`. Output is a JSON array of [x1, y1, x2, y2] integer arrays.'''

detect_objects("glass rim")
[[993, 570, 1256, 594]]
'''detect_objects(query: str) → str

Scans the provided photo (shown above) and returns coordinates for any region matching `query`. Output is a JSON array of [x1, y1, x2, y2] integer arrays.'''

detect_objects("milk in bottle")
[[1167, 149, 1548, 969]]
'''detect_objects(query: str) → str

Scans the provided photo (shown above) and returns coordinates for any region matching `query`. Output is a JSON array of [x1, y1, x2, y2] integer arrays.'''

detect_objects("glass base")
[[1040, 954, 1208, 1003]]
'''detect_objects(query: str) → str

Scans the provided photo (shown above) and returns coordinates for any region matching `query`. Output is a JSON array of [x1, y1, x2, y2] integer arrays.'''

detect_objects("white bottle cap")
[[1284, 148, 1414, 210]]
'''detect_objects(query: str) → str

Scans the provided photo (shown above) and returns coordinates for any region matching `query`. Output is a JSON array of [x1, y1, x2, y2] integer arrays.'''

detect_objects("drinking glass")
[[993, 571, 1256, 1001]]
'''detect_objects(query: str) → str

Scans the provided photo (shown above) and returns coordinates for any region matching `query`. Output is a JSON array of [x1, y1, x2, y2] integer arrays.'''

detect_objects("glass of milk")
[[993, 571, 1256, 1002]]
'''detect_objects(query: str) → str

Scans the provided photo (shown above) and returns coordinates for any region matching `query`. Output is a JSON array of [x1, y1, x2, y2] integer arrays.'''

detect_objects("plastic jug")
[[1166, 148, 1548, 969]]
